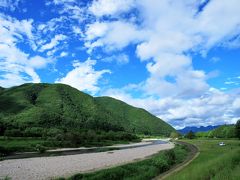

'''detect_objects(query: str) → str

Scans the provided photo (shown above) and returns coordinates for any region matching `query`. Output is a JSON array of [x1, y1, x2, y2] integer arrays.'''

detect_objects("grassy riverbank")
[[165, 139, 240, 180]]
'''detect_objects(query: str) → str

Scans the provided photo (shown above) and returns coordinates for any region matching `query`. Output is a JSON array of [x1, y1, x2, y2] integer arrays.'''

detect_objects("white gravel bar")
[[47, 140, 153, 152], [0, 141, 174, 180]]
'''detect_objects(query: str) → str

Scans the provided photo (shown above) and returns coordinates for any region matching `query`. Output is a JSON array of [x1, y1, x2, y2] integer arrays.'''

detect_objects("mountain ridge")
[[0, 83, 175, 137]]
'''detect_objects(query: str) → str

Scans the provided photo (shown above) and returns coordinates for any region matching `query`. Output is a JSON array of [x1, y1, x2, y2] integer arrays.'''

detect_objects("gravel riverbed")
[[0, 141, 174, 180]]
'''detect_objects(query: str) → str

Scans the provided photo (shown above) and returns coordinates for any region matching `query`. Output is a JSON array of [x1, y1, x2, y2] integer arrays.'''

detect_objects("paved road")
[[0, 140, 174, 180]]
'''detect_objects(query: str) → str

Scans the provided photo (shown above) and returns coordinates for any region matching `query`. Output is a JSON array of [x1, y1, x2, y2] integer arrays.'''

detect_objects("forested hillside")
[[0, 83, 175, 149]]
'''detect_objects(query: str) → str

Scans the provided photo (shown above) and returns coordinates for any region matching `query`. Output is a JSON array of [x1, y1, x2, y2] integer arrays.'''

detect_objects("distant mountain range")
[[178, 125, 221, 134]]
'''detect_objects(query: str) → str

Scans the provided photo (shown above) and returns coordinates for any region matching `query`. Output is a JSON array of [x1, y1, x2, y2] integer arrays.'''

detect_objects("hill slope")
[[95, 97, 174, 135], [0, 83, 175, 137]]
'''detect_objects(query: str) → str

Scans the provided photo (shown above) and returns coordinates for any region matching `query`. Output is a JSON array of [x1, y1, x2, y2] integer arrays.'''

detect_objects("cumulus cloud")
[[87, 0, 240, 127], [40, 34, 67, 52], [101, 53, 129, 65], [56, 59, 111, 94], [28, 56, 49, 69], [52, 0, 75, 5], [84, 21, 143, 52], [103, 87, 240, 129], [0, 0, 21, 11], [89, 0, 135, 17], [0, 13, 50, 87], [60, 52, 68, 57]]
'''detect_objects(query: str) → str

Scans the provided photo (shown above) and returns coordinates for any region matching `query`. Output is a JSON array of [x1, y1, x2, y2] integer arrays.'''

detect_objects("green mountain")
[[95, 97, 174, 135], [0, 83, 175, 137]]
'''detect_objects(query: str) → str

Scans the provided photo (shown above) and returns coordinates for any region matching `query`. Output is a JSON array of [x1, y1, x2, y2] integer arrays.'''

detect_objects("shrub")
[[43, 128, 64, 140], [4, 129, 22, 137], [24, 127, 44, 137], [164, 149, 176, 165], [152, 156, 169, 172], [35, 144, 46, 153]]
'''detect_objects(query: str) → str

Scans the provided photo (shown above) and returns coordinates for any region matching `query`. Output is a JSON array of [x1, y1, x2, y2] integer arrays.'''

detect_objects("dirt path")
[[154, 141, 199, 180], [0, 141, 174, 180]]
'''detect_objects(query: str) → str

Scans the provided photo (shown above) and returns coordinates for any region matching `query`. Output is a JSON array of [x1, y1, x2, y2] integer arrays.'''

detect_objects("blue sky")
[[0, 0, 240, 128]]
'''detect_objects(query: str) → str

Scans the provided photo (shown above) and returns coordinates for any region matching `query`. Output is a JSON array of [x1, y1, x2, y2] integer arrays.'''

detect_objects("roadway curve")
[[0, 140, 174, 180]]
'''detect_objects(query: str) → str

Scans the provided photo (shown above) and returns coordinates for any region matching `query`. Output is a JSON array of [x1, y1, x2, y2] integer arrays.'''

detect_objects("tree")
[[236, 120, 240, 139], [170, 131, 181, 139], [186, 131, 195, 139]]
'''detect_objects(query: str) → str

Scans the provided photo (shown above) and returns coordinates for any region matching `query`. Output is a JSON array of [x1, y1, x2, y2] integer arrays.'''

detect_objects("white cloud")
[[46, 0, 85, 22], [28, 56, 49, 69], [53, 0, 75, 5], [0, 14, 50, 87], [84, 21, 143, 51], [40, 34, 67, 52], [56, 59, 111, 94], [72, 26, 83, 36], [0, 43, 47, 87], [0, 0, 21, 11], [85, 22, 109, 41], [46, 0, 75, 6], [196, 0, 240, 49], [210, 57, 220, 63], [85, 0, 240, 98], [0, 13, 35, 46], [101, 53, 129, 65], [103, 87, 239, 129], [86, 0, 240, 59], [89, 0, 135, 17], [60, 52, 68, 57], [223, 35, 240, 49], [0, 72, 39, 88], [142, 54, 208, 97], [224, 76, 240, 86], [233, 98, 240, 113]]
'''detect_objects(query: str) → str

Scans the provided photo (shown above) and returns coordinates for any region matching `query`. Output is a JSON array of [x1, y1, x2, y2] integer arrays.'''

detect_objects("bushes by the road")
[[59, 144, 188, 180]]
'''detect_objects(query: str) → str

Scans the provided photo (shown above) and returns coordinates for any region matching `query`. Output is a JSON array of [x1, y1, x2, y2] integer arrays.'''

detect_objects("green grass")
[[58, 144, 188, 180], [166, 139, 240, 180], [0, 137, 49, 154]]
